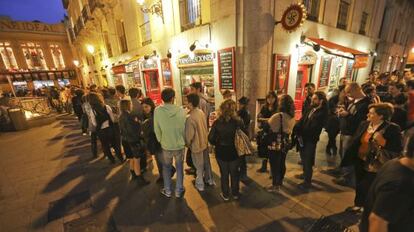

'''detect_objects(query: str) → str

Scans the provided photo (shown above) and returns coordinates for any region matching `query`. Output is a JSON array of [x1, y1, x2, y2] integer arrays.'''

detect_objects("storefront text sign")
[[218, 47, 235, 90], [112, 65, 126, 74], [0, 20, 63, 33], [353, 55, 368, 68], [177, 50, 214, 68], [318, 56, 332, 88], [141, 59, 158, 70]]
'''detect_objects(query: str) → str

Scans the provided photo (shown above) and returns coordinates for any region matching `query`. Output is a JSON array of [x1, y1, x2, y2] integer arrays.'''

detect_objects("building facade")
[[63, 0, 414, 116], [0, 17, 78, 95]]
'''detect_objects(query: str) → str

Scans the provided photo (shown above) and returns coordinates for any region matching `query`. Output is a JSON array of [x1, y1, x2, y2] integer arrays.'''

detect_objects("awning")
[[307, 37, 368, 56]]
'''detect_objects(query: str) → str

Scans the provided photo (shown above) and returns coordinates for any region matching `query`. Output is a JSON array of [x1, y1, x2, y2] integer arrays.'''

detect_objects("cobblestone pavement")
[[0, 114, 360, 232]]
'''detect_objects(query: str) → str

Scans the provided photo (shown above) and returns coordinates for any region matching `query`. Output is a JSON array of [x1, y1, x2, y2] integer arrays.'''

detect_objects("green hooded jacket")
[[154, 103, 186, 151]]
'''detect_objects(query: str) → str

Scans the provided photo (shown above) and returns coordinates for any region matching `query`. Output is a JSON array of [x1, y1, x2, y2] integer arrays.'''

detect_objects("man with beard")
[[302, 83, 316, 117], [294, 91, 328, 189]]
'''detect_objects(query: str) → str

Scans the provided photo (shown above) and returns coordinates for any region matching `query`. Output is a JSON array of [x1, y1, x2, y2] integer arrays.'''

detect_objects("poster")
[[161, 58, 173, 87], [273, 54, 290, 94], [218, 47, 235, 90], [318, 56, 332, 88]]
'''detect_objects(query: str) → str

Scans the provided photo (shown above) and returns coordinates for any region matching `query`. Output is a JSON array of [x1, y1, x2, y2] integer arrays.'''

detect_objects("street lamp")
[[86, 44, 95, 54]]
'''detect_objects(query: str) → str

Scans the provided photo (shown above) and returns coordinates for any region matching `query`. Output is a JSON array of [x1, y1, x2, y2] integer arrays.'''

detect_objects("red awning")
[[307, 37, 368, 56]]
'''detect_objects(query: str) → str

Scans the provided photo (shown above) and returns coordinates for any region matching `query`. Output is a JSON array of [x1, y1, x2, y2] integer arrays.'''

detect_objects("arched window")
[[21, 42, 48, 70], [0, 42, 18, 70], [50, 44, 66, 69]]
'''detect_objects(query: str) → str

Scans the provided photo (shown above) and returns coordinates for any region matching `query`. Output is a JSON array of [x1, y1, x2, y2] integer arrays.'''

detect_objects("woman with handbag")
[[256, 91, 278, 173], [266, 95, 296, 192], [342, 103, 402, 213], [208, 99, 243, 201]]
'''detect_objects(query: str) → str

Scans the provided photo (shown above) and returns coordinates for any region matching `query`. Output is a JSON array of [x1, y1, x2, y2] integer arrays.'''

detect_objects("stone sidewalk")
[[0, 114, 360, 232]]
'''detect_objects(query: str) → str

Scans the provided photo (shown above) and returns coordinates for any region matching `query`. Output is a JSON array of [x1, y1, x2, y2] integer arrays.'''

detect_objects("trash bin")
[[8, 108, 28, 131]]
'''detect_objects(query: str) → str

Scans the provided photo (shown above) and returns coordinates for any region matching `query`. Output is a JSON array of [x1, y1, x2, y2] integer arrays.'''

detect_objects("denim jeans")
[[216, 158, 240, 197], [300, 141, 317, 184], [161, 149, 185, 195], [191, 149, 214, 189]]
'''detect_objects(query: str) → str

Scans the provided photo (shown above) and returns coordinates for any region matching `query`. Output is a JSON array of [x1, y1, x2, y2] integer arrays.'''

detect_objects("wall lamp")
[[167, 49, 172, 58], [189, 41, 198, 52], [144, 50, 157, 60], [136, 0, 164, 23], [369, 51, 377, 57]]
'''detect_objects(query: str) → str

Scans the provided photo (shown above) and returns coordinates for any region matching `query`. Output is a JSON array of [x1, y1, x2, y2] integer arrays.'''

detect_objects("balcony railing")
[[139, 21, 152, 46]]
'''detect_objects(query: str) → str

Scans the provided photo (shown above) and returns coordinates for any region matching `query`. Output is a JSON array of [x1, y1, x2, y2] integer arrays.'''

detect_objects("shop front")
[[140, 58, 162, 105], [292, 37, 369, 119], [125, 60, 144, 93], [111, 64, 127, 87], [177, 49, 215, 106]]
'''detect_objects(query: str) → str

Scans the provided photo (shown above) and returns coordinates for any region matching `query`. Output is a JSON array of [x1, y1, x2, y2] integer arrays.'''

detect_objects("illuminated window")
[[337, 0, 350, 30], [139, 13, 152, 46], [303, 0, 320, 22], [21, 42, 48, 70], [0, 42, 18, 70], [179, 0, 201, 31], [50, 44, 66, 69]]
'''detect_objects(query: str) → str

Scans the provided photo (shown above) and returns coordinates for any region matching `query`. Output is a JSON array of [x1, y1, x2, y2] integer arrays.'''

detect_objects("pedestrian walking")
[[208, 99, 242, 201], [154, 88, 186, 198], [266, 95, 296, 192], [294, 91, 328, 189], [185, 93, 214, 192], [118, 99, 149, 185]]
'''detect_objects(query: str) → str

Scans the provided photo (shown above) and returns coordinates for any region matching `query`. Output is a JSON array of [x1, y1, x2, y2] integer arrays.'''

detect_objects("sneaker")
[[195, 186, 205, 192], [160, 189, 172, 198], [345, 206, 363, 213], [175, 189, 185, 198], [294, 174, 304, 180], [220, 192, 230, 202]]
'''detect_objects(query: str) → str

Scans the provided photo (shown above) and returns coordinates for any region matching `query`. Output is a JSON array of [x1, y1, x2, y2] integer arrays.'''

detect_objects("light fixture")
[[189, 41, 197, 52], [167, 49, 172, 58], [86, 44, 95, 54], [312, 43, 320, 52], [73, 60, 80, 67], [369, 51, 377, 57], [137, 0, 164, 23]]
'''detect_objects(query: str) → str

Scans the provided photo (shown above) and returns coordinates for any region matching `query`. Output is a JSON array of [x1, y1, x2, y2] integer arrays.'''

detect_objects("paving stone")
[[47, 190, 91, 222]]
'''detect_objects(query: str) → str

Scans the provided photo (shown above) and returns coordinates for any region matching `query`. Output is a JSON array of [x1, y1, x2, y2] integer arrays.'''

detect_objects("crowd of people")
[[2, 68, 413, 231]]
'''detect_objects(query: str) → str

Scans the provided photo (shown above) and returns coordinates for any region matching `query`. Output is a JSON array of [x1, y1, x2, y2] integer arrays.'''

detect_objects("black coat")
[[341, 121, 402, 167], [141, 113, 162, 154], [339, 96, 372, 136], [391, 107, 407, 130], [119, 112, 142, 143], [295, 106, 328, 143], [302, 95, 313, 117], [237, 108, 251, 135]]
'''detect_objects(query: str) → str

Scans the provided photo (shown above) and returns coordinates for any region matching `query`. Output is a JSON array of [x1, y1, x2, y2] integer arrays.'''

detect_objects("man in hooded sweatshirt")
[[154, 88, 186, 198]]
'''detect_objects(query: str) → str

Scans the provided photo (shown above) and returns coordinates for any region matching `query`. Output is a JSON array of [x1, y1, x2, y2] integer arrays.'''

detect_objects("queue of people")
[[64, 70, 414, 232]]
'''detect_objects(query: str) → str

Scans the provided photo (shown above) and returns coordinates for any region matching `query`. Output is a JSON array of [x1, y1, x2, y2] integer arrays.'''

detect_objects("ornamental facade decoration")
[[279, 3, 307, 33]]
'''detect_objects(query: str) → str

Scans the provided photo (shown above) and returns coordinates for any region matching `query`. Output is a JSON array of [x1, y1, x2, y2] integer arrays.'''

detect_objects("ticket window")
[[143, 70, 162, 105]]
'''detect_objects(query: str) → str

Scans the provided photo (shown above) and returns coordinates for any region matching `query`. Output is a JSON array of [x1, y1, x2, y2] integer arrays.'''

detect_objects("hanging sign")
[[218, 47, 235, 90], [112, 65, 126, 74], [318, 56, 332, 88], [353, 55, 368, 68], [279, 3, 307, 33]]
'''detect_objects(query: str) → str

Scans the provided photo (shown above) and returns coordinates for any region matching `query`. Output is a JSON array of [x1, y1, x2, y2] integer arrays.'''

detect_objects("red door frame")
[[294, 65, 309, 120], [143, 69, 162, 105]]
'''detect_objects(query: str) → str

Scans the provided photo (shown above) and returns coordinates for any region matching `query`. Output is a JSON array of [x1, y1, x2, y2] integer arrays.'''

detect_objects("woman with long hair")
[[266, 95, 296, 191], [88, 92, 123, 164], [208, 99, 242, 201], [256, 91, 279, 173]]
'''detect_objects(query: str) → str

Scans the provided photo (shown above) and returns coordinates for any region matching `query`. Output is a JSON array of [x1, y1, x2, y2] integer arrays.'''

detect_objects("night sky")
[[0, 0, 66, 23]]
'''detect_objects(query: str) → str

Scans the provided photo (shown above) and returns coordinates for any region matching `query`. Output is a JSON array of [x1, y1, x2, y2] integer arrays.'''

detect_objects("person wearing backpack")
[[266, 95, 296, 192], [119, 99, 149, 185], [88, 92, 123, 163]]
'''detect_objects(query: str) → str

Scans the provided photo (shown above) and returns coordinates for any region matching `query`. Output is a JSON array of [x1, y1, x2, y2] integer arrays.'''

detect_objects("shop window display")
[[21, 42, 48, 70], [0, 42, 18, 70], [50, 44, 66, 69]]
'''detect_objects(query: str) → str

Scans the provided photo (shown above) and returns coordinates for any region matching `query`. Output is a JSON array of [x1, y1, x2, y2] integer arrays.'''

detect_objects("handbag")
[[235, 127, 255, 156], [267, 113, 292, 154], [366, 124, 400, 172]]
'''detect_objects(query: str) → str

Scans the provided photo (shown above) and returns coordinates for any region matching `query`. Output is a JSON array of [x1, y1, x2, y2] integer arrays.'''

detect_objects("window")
[[337, 0, 350, 30], [50, 44, 65, 69], [179, 0, 201, 31], [21, 42, 47, 70], [140, 13, 152, 46], [103, 32, 113, 57], [359, 12, 368, 35], [0, 42, 18, 70], [304, 0, 320, 22], [116, 20, 128, 53]]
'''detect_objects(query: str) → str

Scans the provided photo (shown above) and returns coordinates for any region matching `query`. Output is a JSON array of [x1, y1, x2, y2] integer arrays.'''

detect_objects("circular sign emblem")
[[281, 3, 307, 32]]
